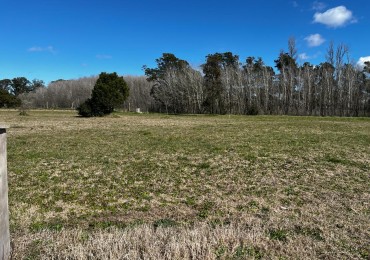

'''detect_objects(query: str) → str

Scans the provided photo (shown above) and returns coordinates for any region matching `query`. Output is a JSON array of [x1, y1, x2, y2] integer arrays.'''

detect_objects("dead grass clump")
[[11, 222, 332, 259]]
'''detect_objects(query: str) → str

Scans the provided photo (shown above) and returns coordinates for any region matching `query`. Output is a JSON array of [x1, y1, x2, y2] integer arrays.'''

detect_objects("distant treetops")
[[0, 77, 44, 108]]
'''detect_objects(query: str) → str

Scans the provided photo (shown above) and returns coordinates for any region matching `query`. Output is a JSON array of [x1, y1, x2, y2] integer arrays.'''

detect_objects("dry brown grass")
[[1, 110, 369, 259], [11, 222, 337, 259]]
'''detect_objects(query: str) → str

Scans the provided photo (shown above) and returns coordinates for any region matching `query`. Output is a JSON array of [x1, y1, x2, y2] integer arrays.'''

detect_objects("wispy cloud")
[[28, 46, 56, 54], [304, 34, 325, 47], [291, 1, 298, 8], [298, 52, 321, 61], [356, 56, 370, 69], [299, 53, 310, 60], [312, 1, 326, 11], [313, 6, 356, 28], [96, 54, 112, 59]]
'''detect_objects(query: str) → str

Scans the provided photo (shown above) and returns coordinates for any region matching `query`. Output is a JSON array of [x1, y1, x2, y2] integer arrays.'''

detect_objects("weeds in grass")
[[269, 228, 288, 242], [153, 218, 178, 229]]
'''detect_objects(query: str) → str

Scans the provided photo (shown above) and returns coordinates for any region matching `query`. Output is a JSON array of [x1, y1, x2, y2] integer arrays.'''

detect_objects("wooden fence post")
[[0, 125, 10, 260]]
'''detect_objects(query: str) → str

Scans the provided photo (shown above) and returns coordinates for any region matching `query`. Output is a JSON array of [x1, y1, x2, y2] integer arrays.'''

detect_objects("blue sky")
[[1, 0, 369, 84]]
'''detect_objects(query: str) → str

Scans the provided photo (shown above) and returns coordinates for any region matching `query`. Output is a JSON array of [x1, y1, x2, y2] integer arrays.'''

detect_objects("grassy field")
[[1, 110, 369, 259]]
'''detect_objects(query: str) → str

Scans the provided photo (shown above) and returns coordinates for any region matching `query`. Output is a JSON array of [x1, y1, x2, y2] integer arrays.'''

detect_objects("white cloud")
[[304, 34, 325, 47], [313, 6, 355, 28], [312, 1, 327, 11], [96, 54, 112, 59], [28, 46, 56, 53], [299, 53, 310, 60], [356, 56, 370, 69]]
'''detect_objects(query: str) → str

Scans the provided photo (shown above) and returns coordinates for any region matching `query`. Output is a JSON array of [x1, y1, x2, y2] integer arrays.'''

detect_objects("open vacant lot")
[[1, 110, 369, 259]]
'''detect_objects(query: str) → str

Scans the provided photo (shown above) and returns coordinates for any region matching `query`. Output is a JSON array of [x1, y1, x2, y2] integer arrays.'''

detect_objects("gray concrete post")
[[0, 125, 10, 260]]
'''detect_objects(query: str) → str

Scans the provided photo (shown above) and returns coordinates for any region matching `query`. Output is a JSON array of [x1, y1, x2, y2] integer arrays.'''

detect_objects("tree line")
[[2, 76, 153, 112], [144, 41, 370, 116], [2, 39, 370, 116]]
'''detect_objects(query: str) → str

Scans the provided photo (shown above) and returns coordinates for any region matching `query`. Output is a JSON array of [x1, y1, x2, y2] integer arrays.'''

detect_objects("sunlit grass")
[[1, 109, 369, 259]]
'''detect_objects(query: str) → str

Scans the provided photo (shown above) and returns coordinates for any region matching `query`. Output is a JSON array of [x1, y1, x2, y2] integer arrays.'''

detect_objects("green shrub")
[[0, 89, 21, 108], [77, 72, 129, 117]]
